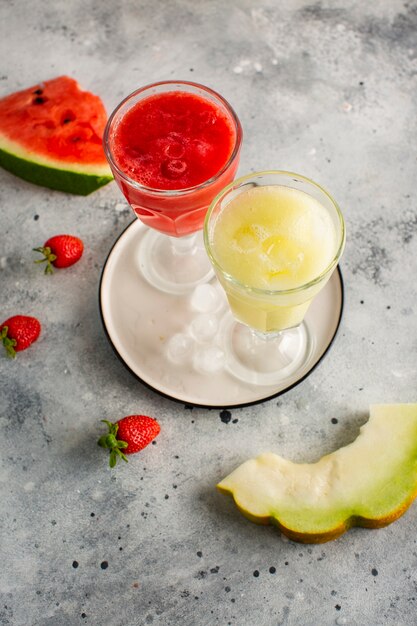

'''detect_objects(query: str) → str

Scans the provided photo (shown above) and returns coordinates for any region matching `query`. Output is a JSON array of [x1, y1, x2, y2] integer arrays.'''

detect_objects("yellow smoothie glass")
[[204, 171, 345, 385]]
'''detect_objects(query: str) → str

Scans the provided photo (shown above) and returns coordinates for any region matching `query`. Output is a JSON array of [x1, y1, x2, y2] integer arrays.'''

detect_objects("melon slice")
[[217, 404, 417, 543], [0, 76, 113, 195]]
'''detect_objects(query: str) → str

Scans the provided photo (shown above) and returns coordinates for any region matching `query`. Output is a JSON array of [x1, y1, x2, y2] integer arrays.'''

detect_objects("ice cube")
[[164, 141, 185, 159], [197, 110, 217, 127], [192, 139, 212, 158], [231, 224, 261, 254], [261, 235, 303, 277], [193, 346, 225, 373], [190, 313, 219, 342], [167, 333, 194, 364], [190, 284, 222, 313], [161, 158, 188, 179]]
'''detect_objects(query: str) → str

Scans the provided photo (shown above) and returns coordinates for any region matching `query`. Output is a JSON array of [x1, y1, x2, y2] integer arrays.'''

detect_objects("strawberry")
[[98, 415, 161, 467], [0, 315, 41, 358], [33, 234, 84, 274]]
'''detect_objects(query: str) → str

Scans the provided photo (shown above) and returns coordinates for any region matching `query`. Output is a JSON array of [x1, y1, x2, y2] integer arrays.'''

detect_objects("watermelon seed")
[[61, 111, 76, 125], [33, 88, 43, 95], [33, 96, 46, 105]]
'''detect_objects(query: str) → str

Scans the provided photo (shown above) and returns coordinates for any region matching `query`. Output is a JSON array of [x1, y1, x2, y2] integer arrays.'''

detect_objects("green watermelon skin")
[[0, 76, 113, 195], [0, 144, 113, 195]]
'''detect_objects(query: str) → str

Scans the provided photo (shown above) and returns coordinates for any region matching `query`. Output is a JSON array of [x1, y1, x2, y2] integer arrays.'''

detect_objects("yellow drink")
[[208, 183, 342, 332]]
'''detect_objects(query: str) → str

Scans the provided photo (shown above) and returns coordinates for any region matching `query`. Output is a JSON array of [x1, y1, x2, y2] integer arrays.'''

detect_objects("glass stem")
[[169, 233, 198, 256], [251, 328, 284, 341]]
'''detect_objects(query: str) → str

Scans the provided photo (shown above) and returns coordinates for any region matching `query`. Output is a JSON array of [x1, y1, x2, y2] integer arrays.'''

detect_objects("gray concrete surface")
[[1, 1, 417, 624]]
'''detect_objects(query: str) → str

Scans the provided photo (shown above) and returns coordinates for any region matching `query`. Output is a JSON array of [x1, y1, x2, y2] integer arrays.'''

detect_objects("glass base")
[[136, 228, 214, 294], [219, 313, 312, 386]]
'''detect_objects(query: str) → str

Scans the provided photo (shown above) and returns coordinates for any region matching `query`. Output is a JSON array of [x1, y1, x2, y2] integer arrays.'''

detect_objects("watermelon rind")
[[0, 134, 113, 196]]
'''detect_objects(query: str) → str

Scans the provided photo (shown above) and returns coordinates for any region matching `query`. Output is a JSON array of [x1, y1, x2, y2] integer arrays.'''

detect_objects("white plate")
[[99, 220, 344, 408]]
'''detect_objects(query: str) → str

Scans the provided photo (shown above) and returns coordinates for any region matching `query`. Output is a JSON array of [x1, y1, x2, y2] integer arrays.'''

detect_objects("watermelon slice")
[[0, 76, 113, 195]]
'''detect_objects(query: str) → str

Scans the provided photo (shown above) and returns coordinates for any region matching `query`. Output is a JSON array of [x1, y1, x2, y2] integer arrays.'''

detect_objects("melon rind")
[[217, 404, 417, 543], [0, 136, 113, 196]]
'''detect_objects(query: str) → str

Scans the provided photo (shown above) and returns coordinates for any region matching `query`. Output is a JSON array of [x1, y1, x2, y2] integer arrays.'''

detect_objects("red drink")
[[104, 82, 242, 237], [112, 92, 236, 191]]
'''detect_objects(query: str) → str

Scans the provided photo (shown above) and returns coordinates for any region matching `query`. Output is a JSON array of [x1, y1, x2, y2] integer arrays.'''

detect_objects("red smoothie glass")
[[104, 81, 242, 294]]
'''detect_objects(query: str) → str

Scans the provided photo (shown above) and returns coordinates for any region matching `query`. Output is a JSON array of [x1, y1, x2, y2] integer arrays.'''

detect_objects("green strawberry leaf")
[[1, 327, 17, 358], [33, 246, 57, 275], [98, 420, 129, 467]]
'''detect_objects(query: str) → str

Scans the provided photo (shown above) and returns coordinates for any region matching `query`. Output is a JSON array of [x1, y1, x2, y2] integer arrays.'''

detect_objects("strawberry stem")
[[1, 326, 17, 358], [98, 420, 129, 467], [33, 246, 57, 275]]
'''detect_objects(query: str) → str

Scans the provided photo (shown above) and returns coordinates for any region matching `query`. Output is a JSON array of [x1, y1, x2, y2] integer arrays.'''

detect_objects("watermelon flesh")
[[0, 76, 113, 195]]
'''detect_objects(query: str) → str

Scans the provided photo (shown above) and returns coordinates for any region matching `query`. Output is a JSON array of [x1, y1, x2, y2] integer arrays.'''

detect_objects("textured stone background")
[[1, 1, 417, 625]]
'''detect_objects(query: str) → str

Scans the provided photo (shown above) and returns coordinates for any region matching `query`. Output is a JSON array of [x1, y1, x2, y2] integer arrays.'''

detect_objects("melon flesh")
[[217, 404, 417, 543], [0, 76, 113, 195]]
